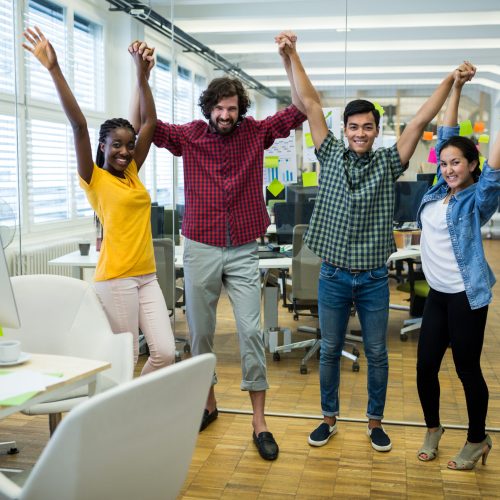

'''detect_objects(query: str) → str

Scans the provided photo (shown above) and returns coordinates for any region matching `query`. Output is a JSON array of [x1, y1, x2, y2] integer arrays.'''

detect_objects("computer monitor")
[[416, 173, 436, 187], [393, 181, 429, 225], [0, 241, 20, 329], [274, 202, 315, 245], [151, 203, 165, 239], [285, 184, 318, 204]]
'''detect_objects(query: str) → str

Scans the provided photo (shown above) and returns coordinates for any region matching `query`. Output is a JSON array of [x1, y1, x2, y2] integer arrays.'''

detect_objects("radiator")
[[9, 240, 79, 277]]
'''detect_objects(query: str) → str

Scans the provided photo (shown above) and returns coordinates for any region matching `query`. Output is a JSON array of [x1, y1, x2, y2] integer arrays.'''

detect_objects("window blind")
[[0, 0, 15, 96]]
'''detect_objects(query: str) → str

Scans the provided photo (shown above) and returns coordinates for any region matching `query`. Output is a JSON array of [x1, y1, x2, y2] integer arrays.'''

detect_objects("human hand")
[[275, 31, 297, 58], [22, 26, 58, 70], [129, 40, 155, 78], [453, 60, 476, 88]]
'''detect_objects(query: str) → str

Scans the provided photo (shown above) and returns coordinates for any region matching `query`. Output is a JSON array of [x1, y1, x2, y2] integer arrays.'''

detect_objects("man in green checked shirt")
[[276, 31, 474, 452]]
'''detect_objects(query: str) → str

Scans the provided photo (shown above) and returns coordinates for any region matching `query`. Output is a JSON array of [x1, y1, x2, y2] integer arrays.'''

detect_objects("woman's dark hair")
[[95, 118, 137, 168], [440, 136, 481, 182], [198, 77, 250, 121], [343, 99, 380, 127]]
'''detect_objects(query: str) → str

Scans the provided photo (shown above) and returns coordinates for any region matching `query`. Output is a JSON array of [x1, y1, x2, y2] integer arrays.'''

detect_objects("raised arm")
[[22, 26, 93, 183], [128, 43, 157, 170], [443, 61, 476, 127], [275, 31, 327, 151], [397, 62, 475, 166], [129, 41, 155, 134], [489, 131, 500, 170]]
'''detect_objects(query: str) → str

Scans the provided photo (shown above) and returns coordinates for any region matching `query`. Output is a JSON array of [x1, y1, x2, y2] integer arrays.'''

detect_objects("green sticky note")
[[267, 179, 285, 197], [478, 134, 490, 144], [479, 156, 485, 170], [0, 391, 38, 406], [459, 120, 473, 136], [302, 171, 318, 187], [264, 156, 279, 168], [0, 325, 3, 336], [373, 101, 385, 116], [305, 132, 314, 148]]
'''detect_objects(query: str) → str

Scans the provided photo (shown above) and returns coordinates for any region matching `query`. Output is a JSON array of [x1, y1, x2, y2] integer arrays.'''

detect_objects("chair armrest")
[[0, 472, 21, 499]]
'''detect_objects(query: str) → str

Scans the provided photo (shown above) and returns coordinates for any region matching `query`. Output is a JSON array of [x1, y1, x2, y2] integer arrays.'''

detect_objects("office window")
[[194, 74, 206, 120], [0, 0, 15, 96], [19, 0, 104, 229], [0, 115, 18, 213]]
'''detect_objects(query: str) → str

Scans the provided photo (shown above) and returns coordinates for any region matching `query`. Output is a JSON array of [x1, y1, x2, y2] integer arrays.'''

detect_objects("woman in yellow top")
[[23, 26, 175, 373]]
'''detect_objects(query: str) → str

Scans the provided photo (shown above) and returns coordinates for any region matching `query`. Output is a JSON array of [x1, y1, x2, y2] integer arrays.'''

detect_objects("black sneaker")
[[367, 426, 392, 452], [308, 421, 337, 447], [199, 408, 218, 432]]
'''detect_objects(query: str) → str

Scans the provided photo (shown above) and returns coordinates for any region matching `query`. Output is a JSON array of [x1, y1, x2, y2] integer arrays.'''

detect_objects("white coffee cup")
[[0, 340, 21, 363]]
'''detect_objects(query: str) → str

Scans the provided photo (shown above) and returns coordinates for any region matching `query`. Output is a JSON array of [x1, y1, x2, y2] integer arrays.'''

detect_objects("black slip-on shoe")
[[253, 431, 279, 460], [199, 408, 218, 432]]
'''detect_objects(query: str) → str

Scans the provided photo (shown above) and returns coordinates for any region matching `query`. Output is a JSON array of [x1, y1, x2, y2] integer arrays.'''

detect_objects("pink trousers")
[[94, 273, 175, 375]]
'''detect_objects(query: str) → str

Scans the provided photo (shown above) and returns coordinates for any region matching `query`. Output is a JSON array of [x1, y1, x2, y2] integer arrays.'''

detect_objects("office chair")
[[275, 224, 360, 374], [397, 278, 429, 341], [0, 354, 216, 500], [3, 275, 133, 435], [152, 238, 189, 359]]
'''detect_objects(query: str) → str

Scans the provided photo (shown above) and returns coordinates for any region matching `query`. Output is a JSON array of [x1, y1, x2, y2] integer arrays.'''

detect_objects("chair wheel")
[[184, 344, 191, 353], [175, 353, 182, 363], [352, 362, 360, 372], [273, 352, 281, 361], [353, 348, 360, 357], [401, 333, 408, 342], [300, 365, 308, 374], [7, 447, 19, 455], [316, 349, 321, 360]]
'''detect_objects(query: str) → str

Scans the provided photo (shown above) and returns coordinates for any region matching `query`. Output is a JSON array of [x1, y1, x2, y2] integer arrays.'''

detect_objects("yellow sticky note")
[[305, 132, 314, 148], [373, 101, 385, 116], [0, 326, 3, 336], [479, 156, 485, 170], [264, 156, 279, 169], [459, 120, 473, 136], [478, 134, 490, 144], [302, 171, 318, 187], [267, 179, 285, 197]]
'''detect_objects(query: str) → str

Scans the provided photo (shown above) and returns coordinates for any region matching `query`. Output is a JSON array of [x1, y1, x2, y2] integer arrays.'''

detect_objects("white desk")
[[0, 353, 111, 420]]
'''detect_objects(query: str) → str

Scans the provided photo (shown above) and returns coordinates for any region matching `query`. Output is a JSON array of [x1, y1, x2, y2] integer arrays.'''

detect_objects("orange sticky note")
[[474, 121, 485, 133], [422, 131, 433, 141]]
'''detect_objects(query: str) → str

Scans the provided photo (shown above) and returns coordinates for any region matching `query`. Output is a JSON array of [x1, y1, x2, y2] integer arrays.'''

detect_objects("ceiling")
[[146, 0, 500, 102]]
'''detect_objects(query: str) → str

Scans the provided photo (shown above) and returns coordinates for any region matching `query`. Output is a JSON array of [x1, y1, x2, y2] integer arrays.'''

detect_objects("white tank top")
[[420, 199, 465, 293]]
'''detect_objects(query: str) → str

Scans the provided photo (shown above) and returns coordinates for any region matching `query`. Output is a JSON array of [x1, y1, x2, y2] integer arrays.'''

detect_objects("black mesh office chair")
[[277, 224, 360, 374]]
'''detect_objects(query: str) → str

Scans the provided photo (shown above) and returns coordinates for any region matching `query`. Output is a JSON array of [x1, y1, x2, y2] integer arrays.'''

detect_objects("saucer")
[[0, 352, 31, 367]]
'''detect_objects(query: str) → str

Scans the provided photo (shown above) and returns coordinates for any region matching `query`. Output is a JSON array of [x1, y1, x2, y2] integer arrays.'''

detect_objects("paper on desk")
[[0, 370, 64, 404]]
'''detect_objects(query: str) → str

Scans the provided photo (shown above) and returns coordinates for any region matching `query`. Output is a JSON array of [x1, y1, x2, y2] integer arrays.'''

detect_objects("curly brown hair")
[[198, 77, 251, 121]]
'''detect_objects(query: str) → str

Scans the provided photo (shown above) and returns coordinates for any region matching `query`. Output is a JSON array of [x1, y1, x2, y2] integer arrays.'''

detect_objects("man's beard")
[[210, 117, 238, 136]]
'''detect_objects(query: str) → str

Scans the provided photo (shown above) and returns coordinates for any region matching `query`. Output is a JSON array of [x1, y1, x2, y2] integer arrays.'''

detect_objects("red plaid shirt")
[[153, 105, 306, 247]]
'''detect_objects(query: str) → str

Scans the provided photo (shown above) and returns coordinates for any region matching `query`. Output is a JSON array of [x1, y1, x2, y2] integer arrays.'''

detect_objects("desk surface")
[[49, 245, 420, 272], [0, 353, 110, 419]]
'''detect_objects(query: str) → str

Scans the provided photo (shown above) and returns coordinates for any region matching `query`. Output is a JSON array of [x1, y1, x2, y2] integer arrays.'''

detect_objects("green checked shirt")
[[304, 131, 406, 270]]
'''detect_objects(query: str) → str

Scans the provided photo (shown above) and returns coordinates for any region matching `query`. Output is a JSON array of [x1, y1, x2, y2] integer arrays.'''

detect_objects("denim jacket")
[[416, 125, 500, 309]]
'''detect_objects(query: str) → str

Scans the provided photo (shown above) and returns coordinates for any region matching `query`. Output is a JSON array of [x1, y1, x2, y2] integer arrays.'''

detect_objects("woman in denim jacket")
[[415, 63, 500, 470]]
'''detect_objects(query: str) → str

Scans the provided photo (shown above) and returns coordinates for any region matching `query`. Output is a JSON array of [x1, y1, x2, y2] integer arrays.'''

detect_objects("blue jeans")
[[318, 262, 389, 420]]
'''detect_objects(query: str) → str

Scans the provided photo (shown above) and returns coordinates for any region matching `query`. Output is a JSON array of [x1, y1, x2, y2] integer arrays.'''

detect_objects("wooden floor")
[[1, 240, 500, 498]]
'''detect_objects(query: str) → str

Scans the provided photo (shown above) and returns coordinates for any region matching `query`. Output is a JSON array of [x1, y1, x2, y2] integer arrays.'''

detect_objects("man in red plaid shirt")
[[131, 41, 306, 460]]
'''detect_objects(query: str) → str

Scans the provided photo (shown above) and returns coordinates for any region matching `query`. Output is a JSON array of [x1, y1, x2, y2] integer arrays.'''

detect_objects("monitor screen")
[[393, 181, 429, 225], [416, 173, 436, 187], [274, 202, 315, 245], [285, 184, 318, 205], [0, 241, 20, 329]]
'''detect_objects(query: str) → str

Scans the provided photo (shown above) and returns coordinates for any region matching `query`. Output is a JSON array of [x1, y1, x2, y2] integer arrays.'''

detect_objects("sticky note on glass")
[[459, 120, 473, 136], [305, 132, 314, 148], [373, 101, 385, 116], [479, 156, 485, 170], [474, 121, 485, 133], [478, 134, 490, 144], [302, 171, 318, 187], [267, 179, 284, 197], [422, 131, 433, 141], [264, 156, 279, 169], [427, 147, 437, 164]]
